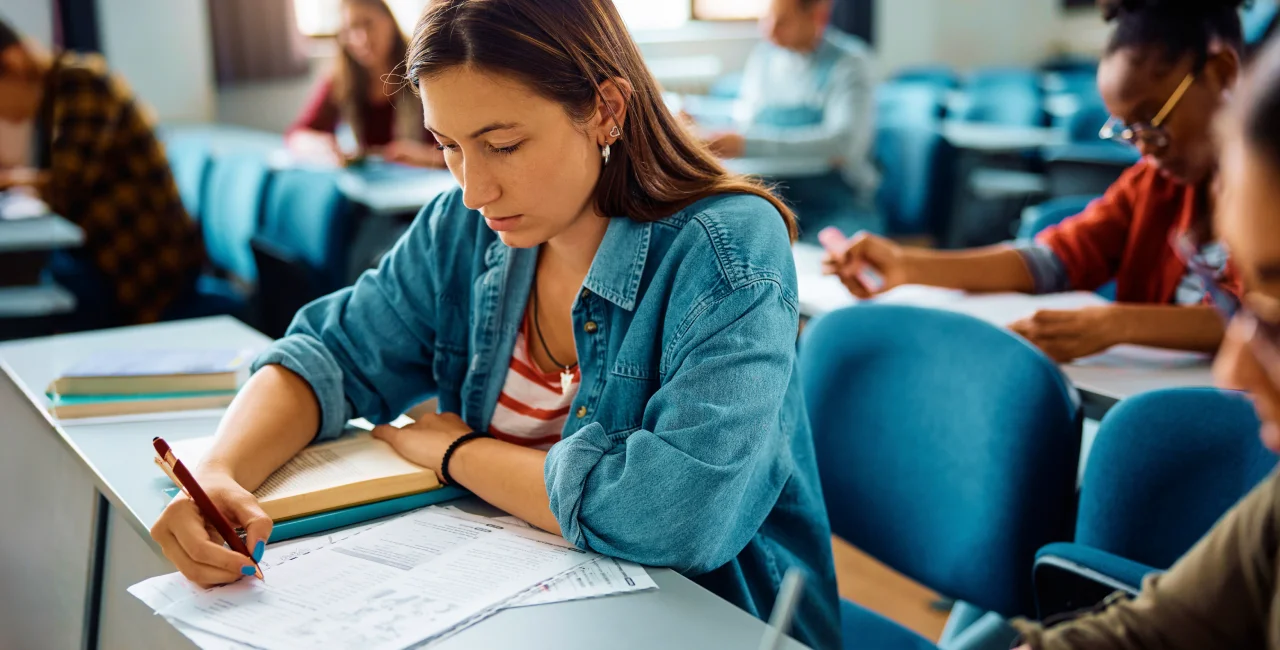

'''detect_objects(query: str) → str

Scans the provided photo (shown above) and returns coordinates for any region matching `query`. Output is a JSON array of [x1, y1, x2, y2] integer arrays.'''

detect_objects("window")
[[295, 0, 764, 37]]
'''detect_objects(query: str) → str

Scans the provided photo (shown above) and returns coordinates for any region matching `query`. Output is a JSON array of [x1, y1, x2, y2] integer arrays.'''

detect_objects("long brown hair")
[[332, 0, 425, 149], [404, 0, 798, 240]]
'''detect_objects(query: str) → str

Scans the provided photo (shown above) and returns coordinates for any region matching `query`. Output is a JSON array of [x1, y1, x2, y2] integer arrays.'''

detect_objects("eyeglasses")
[[1099, 73, 1196, 150], [1174, 234, 1280, 377]]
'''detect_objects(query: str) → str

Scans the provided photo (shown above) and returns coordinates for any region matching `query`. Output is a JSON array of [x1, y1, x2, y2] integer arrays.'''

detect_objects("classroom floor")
[[833, 535, 950, 642]]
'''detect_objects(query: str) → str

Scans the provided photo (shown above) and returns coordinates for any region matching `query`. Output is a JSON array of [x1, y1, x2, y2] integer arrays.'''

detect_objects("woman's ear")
[[594, 77, 633, 145]]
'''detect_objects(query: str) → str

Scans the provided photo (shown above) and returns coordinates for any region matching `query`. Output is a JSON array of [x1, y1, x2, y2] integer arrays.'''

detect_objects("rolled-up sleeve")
[[545, 279, 796, 575], [252, 198, 445, 441], [1035, 166, 1142, 293]]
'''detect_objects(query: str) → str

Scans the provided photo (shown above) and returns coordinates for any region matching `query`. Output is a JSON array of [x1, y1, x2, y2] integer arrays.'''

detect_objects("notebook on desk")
[[166, 431, 451, 525]]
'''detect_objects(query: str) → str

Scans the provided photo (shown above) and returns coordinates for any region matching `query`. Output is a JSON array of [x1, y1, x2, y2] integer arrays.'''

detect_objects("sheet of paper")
[[157, 509, 595, 650], [436, 505, 657, 607]]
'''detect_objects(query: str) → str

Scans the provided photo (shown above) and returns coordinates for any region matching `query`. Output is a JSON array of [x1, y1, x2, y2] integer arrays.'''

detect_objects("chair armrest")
[[1033, 542, 1159, 620]]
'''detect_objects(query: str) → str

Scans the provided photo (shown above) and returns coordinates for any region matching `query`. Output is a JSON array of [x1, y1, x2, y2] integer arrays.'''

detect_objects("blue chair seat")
[[840, 599, 938, 650], [163, 274, 249, 322]]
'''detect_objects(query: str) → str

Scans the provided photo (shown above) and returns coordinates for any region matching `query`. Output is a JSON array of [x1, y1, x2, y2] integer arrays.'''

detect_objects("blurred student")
[[1013, 31, 1280, 650], [0, 19, 203, 324], [701, 0, 879, 241], [287, 0, 443, 167], [825, 0, 1245, 363]]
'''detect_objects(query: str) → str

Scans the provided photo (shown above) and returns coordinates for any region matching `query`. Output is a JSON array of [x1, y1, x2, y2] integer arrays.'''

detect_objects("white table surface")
[[0, 316, 810, 650]]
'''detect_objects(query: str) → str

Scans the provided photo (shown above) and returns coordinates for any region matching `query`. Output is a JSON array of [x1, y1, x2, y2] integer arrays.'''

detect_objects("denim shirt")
[[253, 188, 841, 649]]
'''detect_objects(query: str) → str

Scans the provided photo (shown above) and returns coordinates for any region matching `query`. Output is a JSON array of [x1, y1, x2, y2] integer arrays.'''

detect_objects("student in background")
[[149, 0, 841, 647], [0, 19, 203, 324], [701, 0, 879, 241], [1014, 34, 1280, 650], [287, 0, 443, 167], [825, 0, 1245, 363]]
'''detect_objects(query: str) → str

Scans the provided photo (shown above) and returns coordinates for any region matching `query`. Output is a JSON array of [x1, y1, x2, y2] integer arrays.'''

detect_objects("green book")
[[46, 390, 238, 420]]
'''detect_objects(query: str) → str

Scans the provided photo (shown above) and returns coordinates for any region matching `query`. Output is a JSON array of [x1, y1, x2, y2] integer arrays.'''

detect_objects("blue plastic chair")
[[874, 83, 955, 237], [1245, 0, 1279, 46], [954, 68, 1045, 127], [892, 65, 961, 90], [800, 305, 1082, 647], [1034, 388, 1276, 617], [164, 138, 211, 221], [252, 168, 356, 337], [201, 154, 272, 284]]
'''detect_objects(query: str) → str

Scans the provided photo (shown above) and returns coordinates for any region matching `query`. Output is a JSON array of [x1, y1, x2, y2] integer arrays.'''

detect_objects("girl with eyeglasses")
[[1012, 33, 1280, 649], [824, 0, 1246, 363]]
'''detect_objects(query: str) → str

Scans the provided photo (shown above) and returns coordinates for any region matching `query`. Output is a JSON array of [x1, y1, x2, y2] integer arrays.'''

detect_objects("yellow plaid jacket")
[[39, 53, 204, 324]]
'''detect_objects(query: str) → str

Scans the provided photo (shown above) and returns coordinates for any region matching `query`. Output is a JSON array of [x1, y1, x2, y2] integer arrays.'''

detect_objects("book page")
[[169, 432, 433, 502], [157, 510, 596, 650]]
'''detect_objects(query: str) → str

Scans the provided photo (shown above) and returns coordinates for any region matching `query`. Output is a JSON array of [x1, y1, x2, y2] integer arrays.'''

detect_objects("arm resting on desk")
[[901, 245, 1038, 294], [1109, 304, 1224, 352]]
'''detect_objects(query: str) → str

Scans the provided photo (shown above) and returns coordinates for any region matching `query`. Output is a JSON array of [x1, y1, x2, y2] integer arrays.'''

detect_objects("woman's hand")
[[1009, 306, 1120, 363], [149, 468, 273, 587], [371, 412, 474, 481], [382, 139, 447, 168]]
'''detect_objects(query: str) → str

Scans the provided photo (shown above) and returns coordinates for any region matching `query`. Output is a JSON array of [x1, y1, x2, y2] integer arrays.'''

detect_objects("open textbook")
[[130, 506, 656, 649]]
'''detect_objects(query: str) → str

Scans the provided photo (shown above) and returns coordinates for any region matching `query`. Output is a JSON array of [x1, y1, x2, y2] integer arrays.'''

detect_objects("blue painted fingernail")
[[252, 540, 264, 562], [241, 565, 256, 576]]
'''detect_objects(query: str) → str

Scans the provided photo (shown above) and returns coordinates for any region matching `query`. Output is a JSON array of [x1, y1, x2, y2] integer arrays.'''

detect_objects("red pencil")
[[153, 436, 263, 580]]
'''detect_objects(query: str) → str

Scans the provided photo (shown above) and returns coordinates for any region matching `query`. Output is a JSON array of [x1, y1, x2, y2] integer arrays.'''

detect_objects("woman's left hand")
[[1008, 306, 1120, 363], [371, 412, 473, 480], [382, 139, 447, 168]]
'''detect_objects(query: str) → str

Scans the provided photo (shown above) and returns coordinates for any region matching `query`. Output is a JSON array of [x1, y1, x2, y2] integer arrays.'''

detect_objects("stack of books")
[[46, 349, 252, 419]]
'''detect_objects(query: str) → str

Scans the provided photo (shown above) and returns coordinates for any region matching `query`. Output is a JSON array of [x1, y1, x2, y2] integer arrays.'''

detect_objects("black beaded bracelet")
[[440, 430, 491, 486]]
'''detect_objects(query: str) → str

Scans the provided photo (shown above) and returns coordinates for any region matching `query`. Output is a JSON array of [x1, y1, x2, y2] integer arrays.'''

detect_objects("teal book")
[[46, 390, 238, 419]]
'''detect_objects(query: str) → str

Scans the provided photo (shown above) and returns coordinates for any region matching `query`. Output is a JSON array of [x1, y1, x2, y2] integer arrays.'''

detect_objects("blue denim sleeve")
[[251, 201, 443, 441], [545, 279, 796, 574], [1012, 241, 1072, 295]]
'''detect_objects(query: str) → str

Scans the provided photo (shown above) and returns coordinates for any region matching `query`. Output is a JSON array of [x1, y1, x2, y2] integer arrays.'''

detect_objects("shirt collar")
[[582, 216, 652, 312]]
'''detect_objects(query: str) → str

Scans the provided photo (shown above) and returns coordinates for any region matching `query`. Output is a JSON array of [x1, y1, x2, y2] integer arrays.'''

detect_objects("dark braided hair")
[[1101, 0, 1248, 70]]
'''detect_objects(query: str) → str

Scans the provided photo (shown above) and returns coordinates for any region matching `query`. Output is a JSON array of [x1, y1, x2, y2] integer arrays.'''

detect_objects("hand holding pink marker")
[[818, 227, 885, 294]]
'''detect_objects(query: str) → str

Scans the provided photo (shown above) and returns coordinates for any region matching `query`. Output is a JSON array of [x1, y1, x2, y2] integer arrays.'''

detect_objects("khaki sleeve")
[[1016, 470, 1280, 650]]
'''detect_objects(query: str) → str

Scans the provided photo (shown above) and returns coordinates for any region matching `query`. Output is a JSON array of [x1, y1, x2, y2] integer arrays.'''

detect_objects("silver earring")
[[601, 142, 611, 165], [609, 125, 621, 138]]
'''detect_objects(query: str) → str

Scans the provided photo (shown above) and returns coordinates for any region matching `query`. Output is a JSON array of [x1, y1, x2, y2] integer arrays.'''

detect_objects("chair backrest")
[[261, 167, 354, 292], [163, 137, 212, 221], [874, 82, 954, 237], [956, 83, 1046, 127], [1245, 0, 1279, 46], [891, 65, 961, 89], [799, 305, 1081, 617], [202, 154, 272, 283], [1076, 387, 1277, 569], [1063, 101, 1110, 143]]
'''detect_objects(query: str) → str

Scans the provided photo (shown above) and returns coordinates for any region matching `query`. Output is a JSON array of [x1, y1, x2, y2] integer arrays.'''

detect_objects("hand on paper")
[[150, 469, 273, 587], [822, 232, 909, 299], [381, 139, 447, 168], [371, 412, 473, 481], [1009, 306, 1118, 363]]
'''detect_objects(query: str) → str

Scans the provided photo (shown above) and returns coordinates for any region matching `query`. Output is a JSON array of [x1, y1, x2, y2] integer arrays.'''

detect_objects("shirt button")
[[576, 406, 588, 419], [580, 289, 591, 300], [584, 321, 598, 334]]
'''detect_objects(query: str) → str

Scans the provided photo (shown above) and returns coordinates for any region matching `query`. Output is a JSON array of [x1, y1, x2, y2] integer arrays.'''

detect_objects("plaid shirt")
[[38, 53, 204, 324]]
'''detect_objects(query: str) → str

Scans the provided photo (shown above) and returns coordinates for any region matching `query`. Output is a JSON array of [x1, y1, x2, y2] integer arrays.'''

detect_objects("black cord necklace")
[[531, 280, 578, 396]]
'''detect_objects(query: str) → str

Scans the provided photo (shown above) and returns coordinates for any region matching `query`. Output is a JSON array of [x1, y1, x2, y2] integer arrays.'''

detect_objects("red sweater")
[[1037, 161, 1242, 304], [288, 74, 434, 148]]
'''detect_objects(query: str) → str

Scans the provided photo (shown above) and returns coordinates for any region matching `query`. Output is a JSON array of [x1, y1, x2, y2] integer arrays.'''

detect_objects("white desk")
[[941, 121, 1067, 154], [0, 214, 84, 253], [793, 244, 1215, 418], [337, 165, 459, 216], [0, 317, 808, 650]]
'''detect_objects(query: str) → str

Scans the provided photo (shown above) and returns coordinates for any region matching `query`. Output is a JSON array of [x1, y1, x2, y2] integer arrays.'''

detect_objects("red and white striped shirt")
[[488, 319, 581, 450]]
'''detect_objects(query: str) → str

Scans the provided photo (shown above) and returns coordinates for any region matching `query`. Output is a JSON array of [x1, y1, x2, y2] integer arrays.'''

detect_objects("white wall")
[[3, 0, 53, 46], [216, 61, 326, 133], [97, 0, 216, 123]]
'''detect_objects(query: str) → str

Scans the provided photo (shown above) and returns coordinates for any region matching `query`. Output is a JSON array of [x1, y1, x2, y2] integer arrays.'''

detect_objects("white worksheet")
[[156, 510, 595, 650]]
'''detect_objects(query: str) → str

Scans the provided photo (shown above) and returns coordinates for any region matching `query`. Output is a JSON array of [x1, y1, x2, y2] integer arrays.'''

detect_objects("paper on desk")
[[155, 509, 596, 650], [436, 505, 658, 608], [0, 191, 50, 220], [129, 522, 385, 650]]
